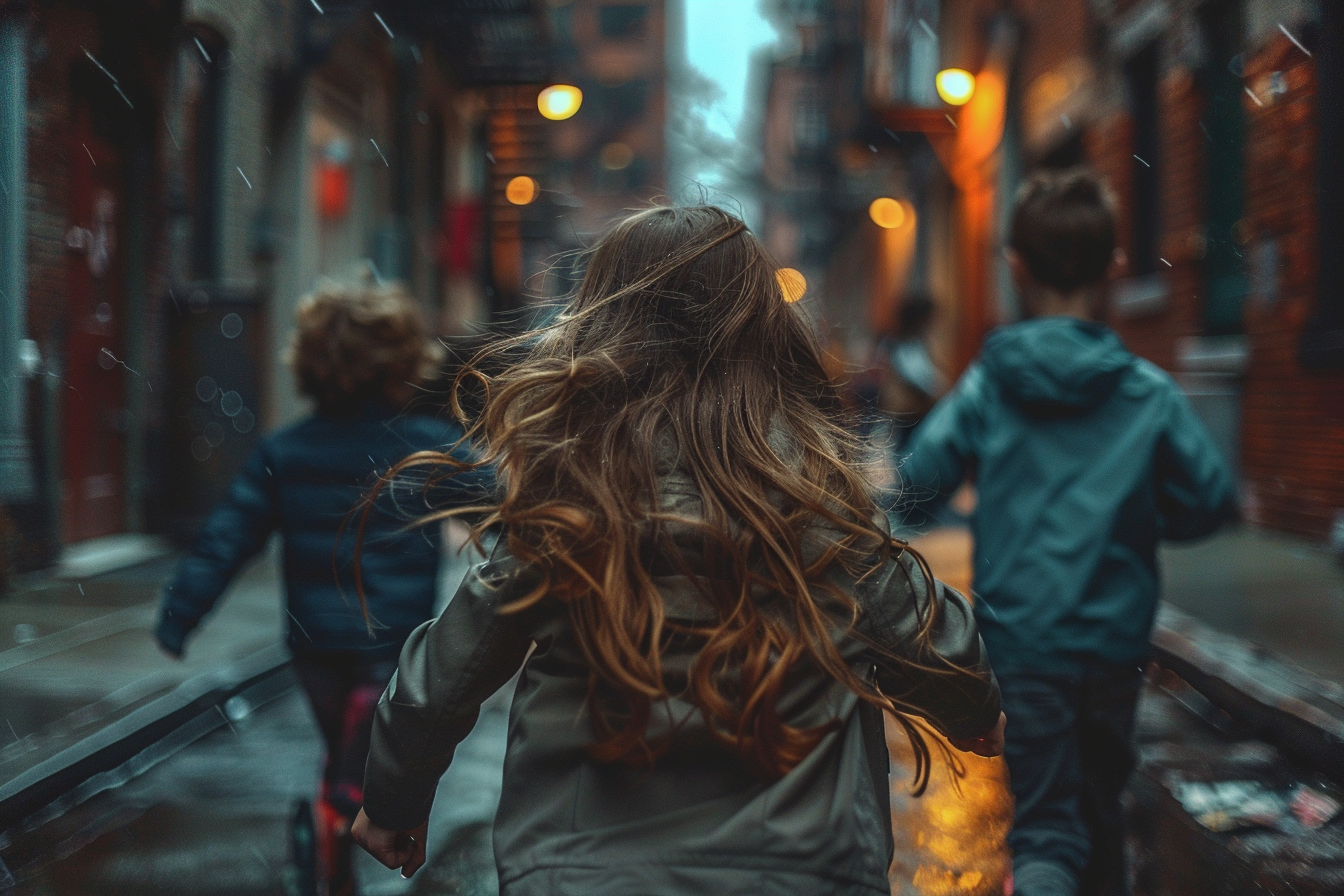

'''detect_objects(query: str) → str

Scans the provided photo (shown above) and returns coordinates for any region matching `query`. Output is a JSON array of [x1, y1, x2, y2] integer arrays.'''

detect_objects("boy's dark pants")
[[999, 663, 1143, 896], [293, 650, 400, 820]]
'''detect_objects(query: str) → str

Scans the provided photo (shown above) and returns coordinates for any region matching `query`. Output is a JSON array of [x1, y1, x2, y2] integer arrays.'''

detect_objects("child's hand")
[[351, 809, 428, 878], [948, 712, 1006, 757]]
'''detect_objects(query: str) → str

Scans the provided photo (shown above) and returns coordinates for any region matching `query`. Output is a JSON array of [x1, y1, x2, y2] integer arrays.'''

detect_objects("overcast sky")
[[676, 0, 779, 221], [683, 0, 778, 140]]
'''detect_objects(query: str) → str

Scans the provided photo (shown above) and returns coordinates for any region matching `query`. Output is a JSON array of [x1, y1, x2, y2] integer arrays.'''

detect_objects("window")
[[1198, 1, 1248, 335], [879, 0, 940, 107], [599, 4, 648, 39], [163, 27, 227, 283], [1125, 41, 1161, 277]]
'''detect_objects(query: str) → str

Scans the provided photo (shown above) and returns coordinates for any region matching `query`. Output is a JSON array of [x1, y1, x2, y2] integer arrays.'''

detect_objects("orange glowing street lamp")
[[505, 176, 538, 205], [936, 68, 976, 106], [776, 268, 807, 303], [869, 197, 907, 229], [538, 84, 583, 120]]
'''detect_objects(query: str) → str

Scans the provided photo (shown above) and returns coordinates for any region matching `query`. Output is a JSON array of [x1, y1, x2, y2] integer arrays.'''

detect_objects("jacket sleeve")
[[853, 551, 1001, 741], [1155, 388, 1238, 541], [155, 442, 279, 655], [362, 546, 536, 830], [891, 366, 986, 529]]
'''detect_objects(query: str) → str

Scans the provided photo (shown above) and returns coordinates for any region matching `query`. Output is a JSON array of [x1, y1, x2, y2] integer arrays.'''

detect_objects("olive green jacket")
[[363, 516, 999, 896]]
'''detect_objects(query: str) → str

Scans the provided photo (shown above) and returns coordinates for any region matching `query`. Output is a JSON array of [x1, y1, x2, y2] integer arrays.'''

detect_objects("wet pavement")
[[2, 665, 513, 896], [1, 523, 1340, 895], [0, 538, 508, 896], [0, 550, 284, 792], [1161, 527, 1344, 686]]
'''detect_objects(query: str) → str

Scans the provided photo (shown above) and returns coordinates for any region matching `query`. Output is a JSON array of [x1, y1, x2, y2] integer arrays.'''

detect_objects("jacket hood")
[[980, 317, 1133, 412]]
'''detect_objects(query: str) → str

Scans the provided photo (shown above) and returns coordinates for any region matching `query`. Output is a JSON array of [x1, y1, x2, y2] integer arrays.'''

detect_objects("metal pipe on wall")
[[0, 16, 36, 503]]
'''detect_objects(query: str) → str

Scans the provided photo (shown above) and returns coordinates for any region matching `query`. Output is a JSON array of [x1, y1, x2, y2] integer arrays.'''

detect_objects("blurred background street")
[[1, 0, 1342, 894]]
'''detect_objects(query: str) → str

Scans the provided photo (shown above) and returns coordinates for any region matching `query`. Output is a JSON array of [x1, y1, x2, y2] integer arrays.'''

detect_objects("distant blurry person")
[[875, 294, 949, 448], [895, 169, 1236, 896], [154, 280, 493, 896]]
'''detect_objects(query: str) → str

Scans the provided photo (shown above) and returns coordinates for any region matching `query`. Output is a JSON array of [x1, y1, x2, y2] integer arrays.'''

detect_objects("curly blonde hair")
[[288, 281, 445, 416]]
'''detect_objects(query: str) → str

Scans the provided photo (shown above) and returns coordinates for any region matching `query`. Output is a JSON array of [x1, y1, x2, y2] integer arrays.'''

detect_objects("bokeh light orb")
[[599, 142, 634, 170], [505, 175, 538, 205], [776, 268, 807, 303], [538, 84, 583, 120], [936, 68, 976, 106], [869, 197, 907, 229]]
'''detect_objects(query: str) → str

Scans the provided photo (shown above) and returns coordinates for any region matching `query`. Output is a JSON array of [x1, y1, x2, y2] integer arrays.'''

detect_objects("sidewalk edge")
[[1152, 603, 1344, 785], [0, 644, 290, 829]]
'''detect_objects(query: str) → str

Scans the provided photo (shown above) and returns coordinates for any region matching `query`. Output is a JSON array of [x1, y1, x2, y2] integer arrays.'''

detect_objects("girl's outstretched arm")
[[853, 550, 1002, 742], [359, 545, 536, 837]]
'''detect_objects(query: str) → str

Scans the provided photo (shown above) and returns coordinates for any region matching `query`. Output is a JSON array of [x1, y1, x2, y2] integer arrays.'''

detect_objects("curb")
[[1152, 603, 1344, 784], [0, 644, 291, 831]]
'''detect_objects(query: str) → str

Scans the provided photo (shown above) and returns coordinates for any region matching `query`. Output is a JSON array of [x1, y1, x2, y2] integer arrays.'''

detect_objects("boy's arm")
[[361, 544, 536, 832], [890, 366, 986, 527], [155, 443, 280, 656], [1155, 389, 1238, 541]]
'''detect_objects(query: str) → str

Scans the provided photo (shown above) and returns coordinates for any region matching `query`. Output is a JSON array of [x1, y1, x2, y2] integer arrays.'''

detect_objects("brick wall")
[[1098, 65, 1205, 373], [1035, 3, 1342, 541], [1239, 36, 1344, 540]]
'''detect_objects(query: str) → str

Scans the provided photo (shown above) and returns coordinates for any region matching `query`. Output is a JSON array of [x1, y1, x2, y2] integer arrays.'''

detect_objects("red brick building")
[[1023, 0, 1341, 542], [845, 0, 1341, 543]]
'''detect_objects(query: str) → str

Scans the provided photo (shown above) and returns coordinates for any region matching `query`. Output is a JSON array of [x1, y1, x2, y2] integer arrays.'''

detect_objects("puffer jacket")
[[362, 479, 1001, 896], [895, 317, 1237, 674], [155, 404, 494, 659]]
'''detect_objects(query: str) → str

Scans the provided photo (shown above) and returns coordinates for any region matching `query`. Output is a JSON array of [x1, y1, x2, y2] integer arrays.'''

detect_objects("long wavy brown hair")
[[369, 206, 955, 787]]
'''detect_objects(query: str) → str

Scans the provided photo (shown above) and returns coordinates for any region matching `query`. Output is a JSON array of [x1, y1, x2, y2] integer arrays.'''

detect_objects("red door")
[[62, 88, 127, 543]]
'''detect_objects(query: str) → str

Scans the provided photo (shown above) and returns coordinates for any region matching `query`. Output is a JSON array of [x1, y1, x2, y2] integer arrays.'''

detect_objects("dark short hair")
[[1009, 168, 1117, 293], [287, 281, 444, 416]]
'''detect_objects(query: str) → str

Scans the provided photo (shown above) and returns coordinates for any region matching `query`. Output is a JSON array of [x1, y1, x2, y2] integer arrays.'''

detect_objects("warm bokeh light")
[[505, 175, 538, 205], [599, 142, 634, 170], [869, 197, 907, 229], [538, 84, 583, 120], [936, 68, 976, 106], [776, 267, 807, 303], [884, 525, 1012, 896]]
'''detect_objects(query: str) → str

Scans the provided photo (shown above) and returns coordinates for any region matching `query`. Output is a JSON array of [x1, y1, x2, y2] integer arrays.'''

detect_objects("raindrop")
[[13, 623, 38, 645], [417, 110, 429, 125], [196, 376, 218, 402], [233, 407, 256, 433], [224, 694, 252, 721], [191, 436, 212, 461], [204, 421, 226, 447], [188, 288, 210, 312], [220, 313, 244, 339], [94, 302, 113, 325], [220, 390, 244, 417], [97, 348, 117, 370]]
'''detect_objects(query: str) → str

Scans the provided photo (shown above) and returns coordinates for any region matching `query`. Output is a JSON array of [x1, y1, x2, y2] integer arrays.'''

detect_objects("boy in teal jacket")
[[896, 169, 1236, 896]]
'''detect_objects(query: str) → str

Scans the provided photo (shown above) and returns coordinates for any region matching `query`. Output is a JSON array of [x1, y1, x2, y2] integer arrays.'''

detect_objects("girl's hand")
[[948, 711, 1006, 757], [351, 809, 428, 878]]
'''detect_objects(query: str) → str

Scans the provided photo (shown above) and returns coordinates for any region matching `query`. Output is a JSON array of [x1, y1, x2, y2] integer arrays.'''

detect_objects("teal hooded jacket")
[[893, 317, 1237, 673]]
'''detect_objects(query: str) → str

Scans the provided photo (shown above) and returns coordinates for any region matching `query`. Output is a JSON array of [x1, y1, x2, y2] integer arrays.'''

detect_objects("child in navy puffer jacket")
[[155, 280, 492, 894]]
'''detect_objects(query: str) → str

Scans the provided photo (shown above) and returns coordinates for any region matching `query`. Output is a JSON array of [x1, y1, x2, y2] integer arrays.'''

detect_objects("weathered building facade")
[[759, 0, 1341, 543], [0, 0, 551, 576]]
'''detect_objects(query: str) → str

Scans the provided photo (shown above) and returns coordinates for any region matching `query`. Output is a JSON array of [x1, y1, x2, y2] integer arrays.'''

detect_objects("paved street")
[[1, 524, 1339, 896]]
